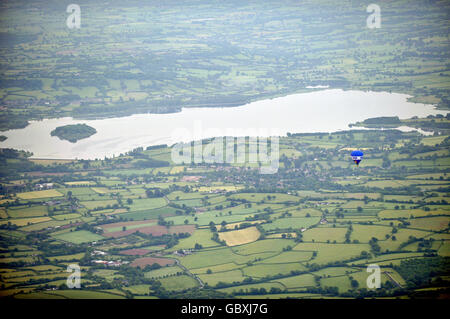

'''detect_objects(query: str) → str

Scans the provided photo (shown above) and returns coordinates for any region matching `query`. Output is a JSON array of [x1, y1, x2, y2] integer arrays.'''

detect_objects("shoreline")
[[4, 85, 447, 131], [22, 126, 437, 161], [1, 89, 446, 161]]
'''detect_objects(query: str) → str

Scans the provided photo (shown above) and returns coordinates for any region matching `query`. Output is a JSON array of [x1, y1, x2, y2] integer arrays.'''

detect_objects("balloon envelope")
[[351, 150, 363, 165], [351, 150, 364, 157]]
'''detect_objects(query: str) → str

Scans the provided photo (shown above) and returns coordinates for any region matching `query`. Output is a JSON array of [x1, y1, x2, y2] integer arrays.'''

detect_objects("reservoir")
[[0, 89, 446, 159]]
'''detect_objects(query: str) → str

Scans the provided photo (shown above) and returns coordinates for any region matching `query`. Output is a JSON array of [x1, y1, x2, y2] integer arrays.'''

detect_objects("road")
[[383, 271, 403, 288], [174, 258, 205, 289]]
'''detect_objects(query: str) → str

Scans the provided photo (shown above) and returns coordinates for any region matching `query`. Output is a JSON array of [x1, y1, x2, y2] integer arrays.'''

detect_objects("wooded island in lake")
[[50, 124, 97, 143]]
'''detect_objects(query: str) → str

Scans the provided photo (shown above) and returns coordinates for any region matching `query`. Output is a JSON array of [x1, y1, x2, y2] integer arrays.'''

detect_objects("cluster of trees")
[[398, 235, 432, 250], [150, 284, 231, 299], [146, 144, 168, 151], [145, 188, 166, 198], [209, 222, 226, 246], [0, 149, 36, 179], [157, 215, 174, 227], [394, 256, 450, 289], [344, 224, 353, 243], [50, 124, 97, 143], [369, 237, 381, 254], [362, 116, 402, 125], [133, 158, 170, 168], [0, 112, 29, 131], [0, 78, 42, 90]]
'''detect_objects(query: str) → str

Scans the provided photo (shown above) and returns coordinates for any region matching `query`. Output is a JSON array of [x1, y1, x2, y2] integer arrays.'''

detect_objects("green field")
[[52, 230, 104, 244], [242, 263, 307, 278], [198, 269, 246, 286], [7, 205, 48, 218], [144, 266, 184, 279], [170, 229, 219, 250], [16, 189, 63, 200], [293, 243, 371, 265], [261, 217, 321, 231], [274, 274, 316, 290], [126, 198, 168, 211], [302, 227, 347, 243], [258, 251, 313, 264], [158, 275, 199, 291]]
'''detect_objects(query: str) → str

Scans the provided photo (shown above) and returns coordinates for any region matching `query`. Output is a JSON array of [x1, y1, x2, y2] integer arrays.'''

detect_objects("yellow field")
[[0, 208, 7, 218], [421, 136, 447, 146], [0, 199, 15, 205], [16, 189, 63, 199], [0, 217, 52, 227], [65, 181, 94, 186], [47, 253, 85, 262], [198, 185, 244, 192], [0, 288, 35, 297], [170, 166, 185, 174], [218, 226, 261, 247], [0, 269, 17, 273], [91, 187, 109, 194], [25, 265, 63, 272]]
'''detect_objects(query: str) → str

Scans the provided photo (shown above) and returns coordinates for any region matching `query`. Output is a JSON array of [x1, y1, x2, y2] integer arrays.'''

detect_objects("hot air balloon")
[[351, 150, 364, 166]]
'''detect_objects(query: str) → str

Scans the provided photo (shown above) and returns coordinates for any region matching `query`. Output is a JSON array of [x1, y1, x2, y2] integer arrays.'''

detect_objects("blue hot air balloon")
[[351, 150, 364, 166]]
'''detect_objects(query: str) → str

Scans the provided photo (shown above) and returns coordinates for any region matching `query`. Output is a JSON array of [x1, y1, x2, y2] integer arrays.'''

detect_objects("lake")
[[0, 89, 446, 159]]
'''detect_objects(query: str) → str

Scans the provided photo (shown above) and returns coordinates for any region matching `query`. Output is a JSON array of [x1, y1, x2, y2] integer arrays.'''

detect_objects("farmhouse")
[[35, 183, 54, 190], [107, 261, 121, 267], [45, 200, 62, 206], [208, 189, 225, 194], [174, 249, 194, 257], [181, 175, 203, 182], [93, 259, 128, 267], [91, 250, 106, 256]]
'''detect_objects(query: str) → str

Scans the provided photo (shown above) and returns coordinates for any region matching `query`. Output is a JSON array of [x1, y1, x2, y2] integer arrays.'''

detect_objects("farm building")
[[35, 183, 54, 190]]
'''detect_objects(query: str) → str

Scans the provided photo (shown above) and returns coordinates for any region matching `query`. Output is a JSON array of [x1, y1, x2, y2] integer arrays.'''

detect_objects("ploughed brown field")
[[119, 248, 151, 256], [130, 257, 176, 268]]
